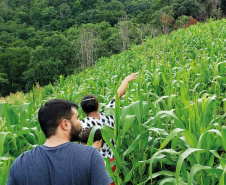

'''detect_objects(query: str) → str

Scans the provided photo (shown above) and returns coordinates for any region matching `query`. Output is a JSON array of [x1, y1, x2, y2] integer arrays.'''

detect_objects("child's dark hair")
[[81, 127, 103, 144], [81, 95, 99, 114]]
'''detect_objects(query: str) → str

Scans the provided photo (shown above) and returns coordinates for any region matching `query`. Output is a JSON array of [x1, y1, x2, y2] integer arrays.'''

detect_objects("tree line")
[[0, 0, 225, 96]]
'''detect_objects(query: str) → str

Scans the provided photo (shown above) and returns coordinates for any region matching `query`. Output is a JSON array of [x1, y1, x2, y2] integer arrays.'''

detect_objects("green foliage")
[[0, 46, 31, 96], [172, 0, 202, 19], [210, 8, 223, 20], [174, 15, 190, 28], [23, 33, 74, 90], [0, 18, 226, 184], [0, 0, 225, 96]]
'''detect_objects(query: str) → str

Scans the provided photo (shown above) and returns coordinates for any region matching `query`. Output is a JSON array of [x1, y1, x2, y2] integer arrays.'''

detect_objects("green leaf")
[[0, 157, 14, 161], [102, 125, 114, 138], [159, 128, 184, 150], [138, 171, 175, 185], [0, 132, 7, 155], [104, 107, 115, 117], [159, 177, 176, 185], [149, 149, 179, 183], [131, 101, 141, 123], [183, 130, 198, 148], [209, 150, 226, 169], [124, 159, 151, 183], [188, 164, 222, 185], [101, 128, 120, 172], [219, 165, 226, 185], [0, 103, 6, 117], [120, 105, 131, 124], [122, 115, 135, 136], [87, 125, 102, 146], [176, 148, 205, 185], [221, 126, 226, 152], [197, 129, 221, 149], [153, 110, 184, 129], [123, 134, 140, 156]]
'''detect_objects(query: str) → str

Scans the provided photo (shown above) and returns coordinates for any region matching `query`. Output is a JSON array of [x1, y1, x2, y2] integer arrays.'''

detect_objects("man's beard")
[[70, 123, 82, 142]]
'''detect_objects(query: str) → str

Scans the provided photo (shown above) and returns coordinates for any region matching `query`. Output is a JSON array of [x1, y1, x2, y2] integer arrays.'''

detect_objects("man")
[[7, 99, 113, 185]]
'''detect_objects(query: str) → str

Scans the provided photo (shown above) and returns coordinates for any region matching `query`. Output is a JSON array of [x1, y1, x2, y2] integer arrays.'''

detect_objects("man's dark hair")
[[81, 95, 99, 114], [38, 99, 78, 138], [80, 127, 103, 144]]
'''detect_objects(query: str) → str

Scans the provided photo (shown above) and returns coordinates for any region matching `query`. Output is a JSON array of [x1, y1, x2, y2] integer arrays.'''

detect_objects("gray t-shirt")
[[7, 142, 112, 185]]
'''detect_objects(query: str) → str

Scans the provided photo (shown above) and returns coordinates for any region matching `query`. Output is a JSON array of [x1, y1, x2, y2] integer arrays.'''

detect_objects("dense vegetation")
[[0, 0, 225, 96], [0, 18, 225, 184]]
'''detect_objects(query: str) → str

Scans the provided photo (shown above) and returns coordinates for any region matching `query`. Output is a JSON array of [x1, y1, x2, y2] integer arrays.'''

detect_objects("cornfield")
[[0, 19, 225, 184]]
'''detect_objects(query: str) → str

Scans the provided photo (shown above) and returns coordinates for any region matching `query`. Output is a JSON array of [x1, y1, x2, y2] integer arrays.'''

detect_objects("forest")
[[0, 0, 225, 96]]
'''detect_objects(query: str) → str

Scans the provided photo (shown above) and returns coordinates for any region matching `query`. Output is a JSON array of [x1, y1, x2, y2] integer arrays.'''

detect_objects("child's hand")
[[124, 73, 138, 83]]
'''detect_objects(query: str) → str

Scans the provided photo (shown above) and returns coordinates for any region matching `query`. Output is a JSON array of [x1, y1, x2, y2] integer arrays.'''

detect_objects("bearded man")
[[7, 99, 112, 185]]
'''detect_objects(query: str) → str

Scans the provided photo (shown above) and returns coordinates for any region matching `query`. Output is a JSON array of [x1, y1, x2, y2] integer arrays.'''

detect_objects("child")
[[80, 127, 103, 151]]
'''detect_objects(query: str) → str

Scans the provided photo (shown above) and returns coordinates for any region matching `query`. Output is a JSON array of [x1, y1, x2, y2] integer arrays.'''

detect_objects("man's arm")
[[90, 149, 113, 185], [113, 73, 138, 100], [7, 165, 17, 185]]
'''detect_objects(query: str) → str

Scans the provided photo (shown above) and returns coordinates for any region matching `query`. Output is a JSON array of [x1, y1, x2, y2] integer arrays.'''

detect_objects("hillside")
[[0, 19, 226, 184], [0, 0, 225, 96]]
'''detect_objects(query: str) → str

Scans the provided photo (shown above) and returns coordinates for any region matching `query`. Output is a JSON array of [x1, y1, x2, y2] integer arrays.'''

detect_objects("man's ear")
[[60, 119, 70, 131]]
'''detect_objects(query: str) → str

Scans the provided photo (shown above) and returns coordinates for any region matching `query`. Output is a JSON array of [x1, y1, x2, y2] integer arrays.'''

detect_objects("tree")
[[118, 15, 131, 52], [148, 24, 159, 38], [23, 34, 74, 90], [174, 15, 198, 29], [196, 0, 221, 20], [160, 12, 174, 34], [41, 6, 56, 22], [210, 8, 223, 20], [149, 6, 174, 35], [0, 46, 31, 94], [58, 3, 72, 20], [220, 0, 226, 14], [0, 2, 13, 22], [79, 0, 97, 10], [0, 73, 8, 96], [172, 0, 202, 19], [72, 0, 82, 15], [79, 26, 98, 67], [107, 0, 124, 11], [125, 0, 151, 16], [17, 11, 28, 23]]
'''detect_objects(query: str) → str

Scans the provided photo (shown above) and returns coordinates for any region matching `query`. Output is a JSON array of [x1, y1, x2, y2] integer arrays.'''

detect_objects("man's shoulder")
[[9, 147, 37, 171], [41, 142, 97, 153], [10, 143, 99, 173], [67, 143, 98, 153], [13, 143, 98, 160], [64, 144, 102, 164]]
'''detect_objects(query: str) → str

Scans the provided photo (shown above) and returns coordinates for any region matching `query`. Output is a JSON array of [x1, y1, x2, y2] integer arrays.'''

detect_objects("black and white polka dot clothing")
[[82, 99, 116, 158]]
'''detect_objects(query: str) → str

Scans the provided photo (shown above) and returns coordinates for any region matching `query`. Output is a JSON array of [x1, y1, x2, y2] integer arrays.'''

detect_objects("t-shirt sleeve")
[[7, 163, 17, 185], [90, 149, 113, 185], [106, 99, 115, 108]]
